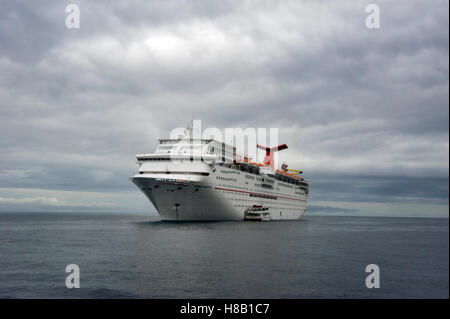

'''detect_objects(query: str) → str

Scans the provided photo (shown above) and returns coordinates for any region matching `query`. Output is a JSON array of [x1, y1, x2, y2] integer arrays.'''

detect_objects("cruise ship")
[[130, 125, 309, 221]]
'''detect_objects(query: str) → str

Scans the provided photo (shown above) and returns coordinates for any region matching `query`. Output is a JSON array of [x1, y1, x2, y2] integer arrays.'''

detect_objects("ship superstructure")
[[130, 125, 309, 221]]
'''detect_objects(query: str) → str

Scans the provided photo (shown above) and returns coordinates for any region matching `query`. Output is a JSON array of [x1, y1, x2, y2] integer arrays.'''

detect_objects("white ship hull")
[[131, 164, 308, 221]]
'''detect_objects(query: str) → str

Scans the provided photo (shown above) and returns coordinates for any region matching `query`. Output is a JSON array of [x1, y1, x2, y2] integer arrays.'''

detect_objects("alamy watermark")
[[66, 264, 80, 288], [167, 120, 281, 168], [365, 264, 380, 288], [365, 4, 380, 29], [64, 4, 380, 31], [65, 4, 80, 29]]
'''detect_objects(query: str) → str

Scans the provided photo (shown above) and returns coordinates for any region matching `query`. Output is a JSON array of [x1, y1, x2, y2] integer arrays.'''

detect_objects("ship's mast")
[[182, 120, 194, 140]]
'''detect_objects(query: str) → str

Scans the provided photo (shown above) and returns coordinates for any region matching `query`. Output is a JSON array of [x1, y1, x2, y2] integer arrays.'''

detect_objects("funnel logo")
[[257, 144, 288, 170]]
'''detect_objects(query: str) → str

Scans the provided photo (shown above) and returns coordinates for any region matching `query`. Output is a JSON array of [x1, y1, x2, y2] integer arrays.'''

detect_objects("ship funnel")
[[257, 144, 288, 170]]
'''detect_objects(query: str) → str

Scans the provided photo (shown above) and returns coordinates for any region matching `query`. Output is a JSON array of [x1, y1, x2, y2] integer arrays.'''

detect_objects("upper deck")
[[135, 138, 308, 189], [138, 138, 247, 163]]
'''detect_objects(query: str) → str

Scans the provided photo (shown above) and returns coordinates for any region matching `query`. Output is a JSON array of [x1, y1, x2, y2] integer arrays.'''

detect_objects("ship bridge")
[[138, 138, 249, 164], [134, 138, 252, 179]]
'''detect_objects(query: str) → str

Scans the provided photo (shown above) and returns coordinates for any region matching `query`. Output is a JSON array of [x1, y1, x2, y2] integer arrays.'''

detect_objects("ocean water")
[[0, 213, 448, 299]]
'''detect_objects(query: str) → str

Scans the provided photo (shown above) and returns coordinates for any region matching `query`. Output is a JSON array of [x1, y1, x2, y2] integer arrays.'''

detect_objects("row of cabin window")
[[140, 158, 206, 161]]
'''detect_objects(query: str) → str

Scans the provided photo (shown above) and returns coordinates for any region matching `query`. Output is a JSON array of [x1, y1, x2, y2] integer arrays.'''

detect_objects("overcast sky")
[[0, 0, 448, 217]]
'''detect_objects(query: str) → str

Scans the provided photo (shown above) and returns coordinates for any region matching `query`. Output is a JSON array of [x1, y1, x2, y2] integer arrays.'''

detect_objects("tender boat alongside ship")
[[130, 125, 309, 221]]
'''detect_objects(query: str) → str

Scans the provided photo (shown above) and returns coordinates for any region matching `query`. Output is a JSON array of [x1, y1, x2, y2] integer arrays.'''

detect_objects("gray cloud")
[[308, 174, 449, 204], [305, 205, 357, 216], [0, 0, 448, 216]]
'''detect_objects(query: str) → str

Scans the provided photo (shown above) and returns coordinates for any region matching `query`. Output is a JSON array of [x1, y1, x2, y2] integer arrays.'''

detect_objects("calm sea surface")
[[0, 213, 448, 298]]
